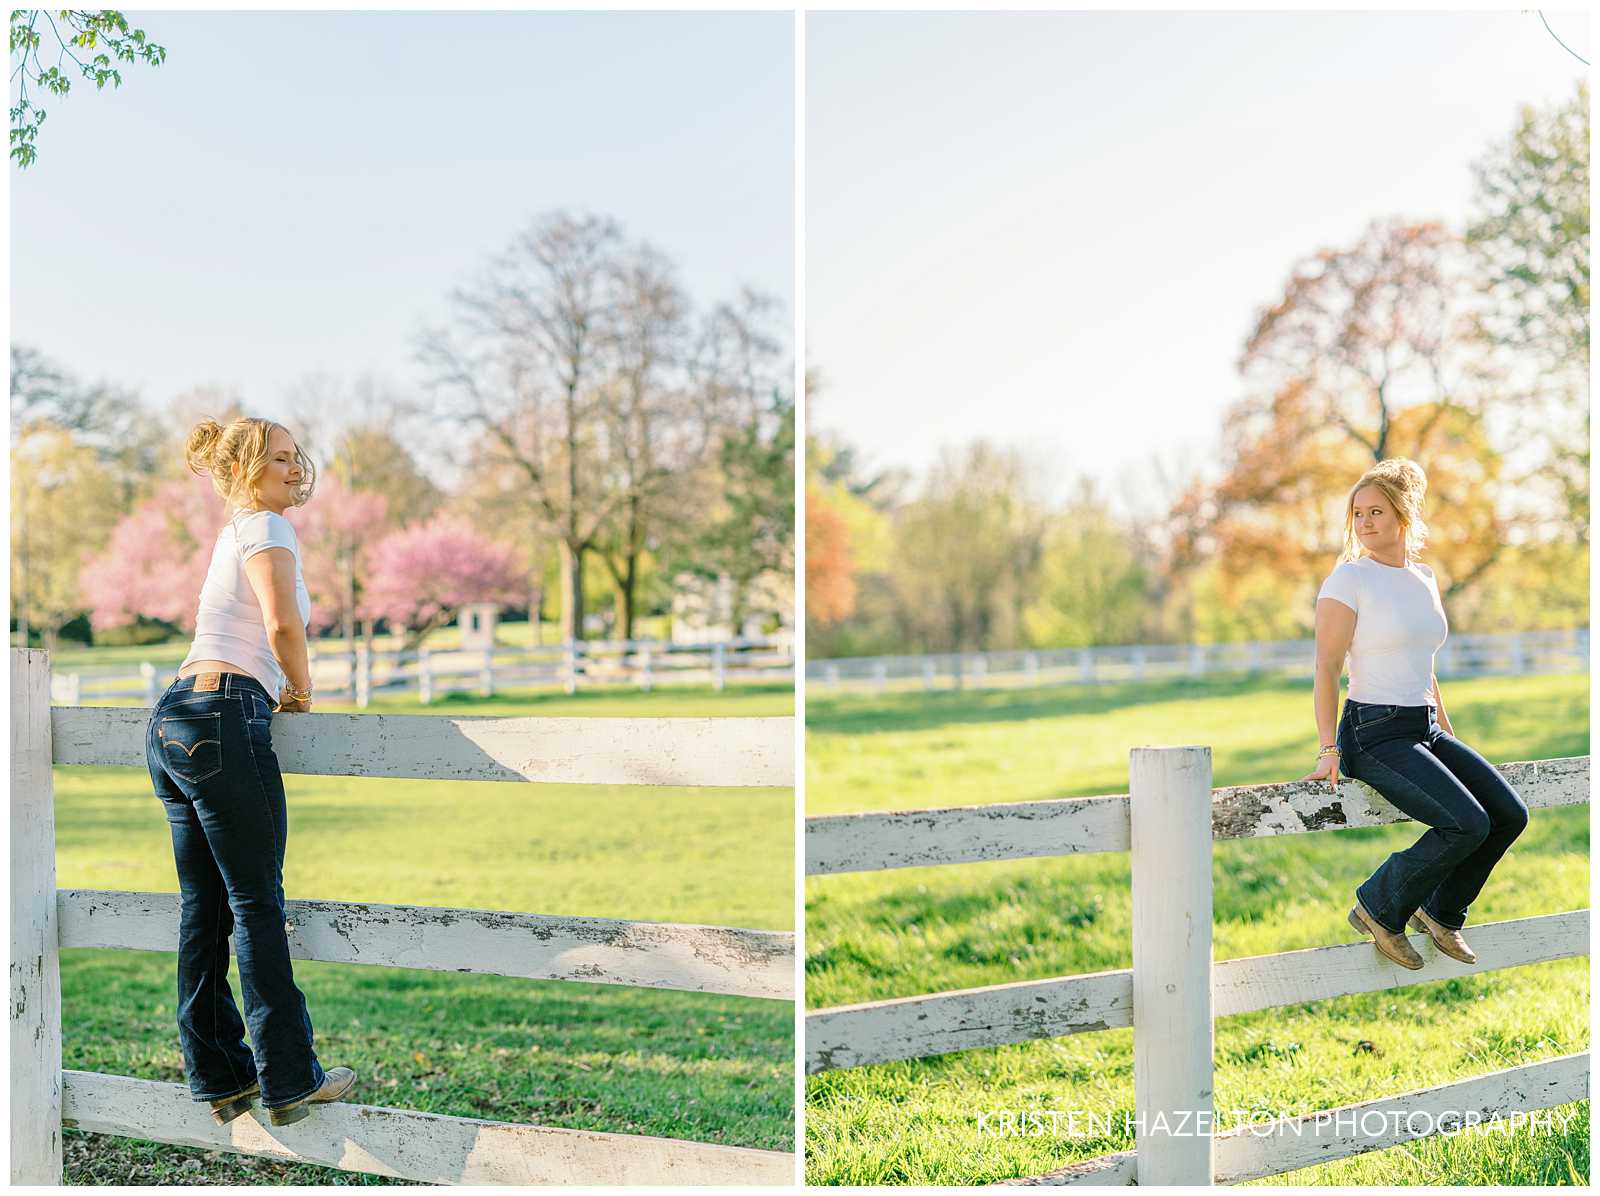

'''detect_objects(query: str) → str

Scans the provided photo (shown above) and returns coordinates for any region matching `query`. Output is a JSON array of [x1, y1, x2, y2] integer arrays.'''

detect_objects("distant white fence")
[[804, 749, 1589, 1185], [808, 629, 1589, 693], [49, 635, 795, 708], [11, 648, 795, 1184]]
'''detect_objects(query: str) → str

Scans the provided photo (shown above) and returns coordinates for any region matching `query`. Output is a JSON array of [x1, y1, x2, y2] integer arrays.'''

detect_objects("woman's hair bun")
[[184, 417, 226, 475]]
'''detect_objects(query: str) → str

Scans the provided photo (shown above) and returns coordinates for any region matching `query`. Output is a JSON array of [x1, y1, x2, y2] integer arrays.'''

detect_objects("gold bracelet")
[[283, 682, 313, 702], [1317, 745, 1340, 759]]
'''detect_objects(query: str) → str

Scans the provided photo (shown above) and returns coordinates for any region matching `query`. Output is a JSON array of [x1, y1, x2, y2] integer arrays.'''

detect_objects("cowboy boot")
[[207, 1081, 260, 1126], [1409, 907, 1477, 964], [266, 1067, 358, 1127], [1348, 900, 1424, 970]]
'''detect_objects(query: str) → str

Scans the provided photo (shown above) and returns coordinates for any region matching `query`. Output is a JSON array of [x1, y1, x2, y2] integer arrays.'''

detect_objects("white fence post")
[[140, 661, 157, 705], [713, 642, 727, 692], [1079, 648, 1094, 684], [418, 648, 432, 705], [1129, 744, 1214, 1186], [479, 646, 494, 698], [355, 643, 371, 709], [564, 640, 578, 696], [11, 648, 63, 1182], [872, 660, 887, 693], [1023, 652, 1038, 684], [640, 647, 653, 692], [921, 659, 935, 690]]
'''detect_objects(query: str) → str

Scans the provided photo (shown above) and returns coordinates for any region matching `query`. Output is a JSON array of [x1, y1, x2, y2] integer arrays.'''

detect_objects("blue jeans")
[[1337, 698, 1528, 936], [144, 670, 325, 1108]]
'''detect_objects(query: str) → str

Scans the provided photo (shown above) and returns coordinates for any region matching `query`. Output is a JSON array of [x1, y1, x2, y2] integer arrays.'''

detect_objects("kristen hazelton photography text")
[[969, 1107, 1586, 1140], [11, 8, 795, 1187]]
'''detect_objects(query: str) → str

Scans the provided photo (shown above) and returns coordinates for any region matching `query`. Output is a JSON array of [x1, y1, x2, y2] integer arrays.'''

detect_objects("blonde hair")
[[1339, 457, 1428, 563], [184, 416, 316, 512]]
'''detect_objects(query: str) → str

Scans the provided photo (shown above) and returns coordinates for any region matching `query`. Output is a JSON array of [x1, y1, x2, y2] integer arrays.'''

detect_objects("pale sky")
[[11, 10, 793, 465], [807, 10, 1589, 509]]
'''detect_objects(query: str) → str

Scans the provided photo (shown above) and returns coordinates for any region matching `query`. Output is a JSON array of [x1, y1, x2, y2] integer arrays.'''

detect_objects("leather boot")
[[266, 1066, 358, 1127], [1409, 907, 1477, 964], [1348, 901, 1424, 970], [208, 1081, 259, 1126]]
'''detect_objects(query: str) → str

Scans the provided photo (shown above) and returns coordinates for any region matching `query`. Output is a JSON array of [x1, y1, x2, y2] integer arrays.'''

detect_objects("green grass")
[[804, 672, 1589, 1185], [55, 681, 794, 1184]]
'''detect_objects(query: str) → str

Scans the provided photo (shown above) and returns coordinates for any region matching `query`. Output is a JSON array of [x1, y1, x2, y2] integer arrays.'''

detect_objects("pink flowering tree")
[[360, 515, 524, 650], [286, 474, 390, 639], [80, 474, 224, 632]]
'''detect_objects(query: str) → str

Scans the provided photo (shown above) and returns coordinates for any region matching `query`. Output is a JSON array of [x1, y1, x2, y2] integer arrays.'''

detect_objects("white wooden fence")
[[809, 628, 1589, 693], [805, 748, 1590, 1185], [11, 648, 796, 1185], [49, 635, 795, 708]]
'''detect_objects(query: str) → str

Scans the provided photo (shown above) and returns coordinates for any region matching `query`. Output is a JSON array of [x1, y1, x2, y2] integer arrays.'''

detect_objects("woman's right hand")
[[1302, 752, 1341, 790], [275, 693, 312, 713]]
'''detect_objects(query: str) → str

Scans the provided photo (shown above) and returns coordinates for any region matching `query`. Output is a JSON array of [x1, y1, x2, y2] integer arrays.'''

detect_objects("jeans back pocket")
[[157, 712, 224, 784]]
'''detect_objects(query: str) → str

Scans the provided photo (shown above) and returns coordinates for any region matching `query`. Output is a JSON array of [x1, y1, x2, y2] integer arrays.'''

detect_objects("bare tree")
[[592, 242, 705, 640], [416, 210, 625, 642]]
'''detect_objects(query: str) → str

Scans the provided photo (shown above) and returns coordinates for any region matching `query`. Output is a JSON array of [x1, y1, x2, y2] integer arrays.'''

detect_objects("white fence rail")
[[804, 749, 1589, 1184], [49, 635, 795, 708], [808, 629, 1588, 692], [11, 648, 795, 1185]]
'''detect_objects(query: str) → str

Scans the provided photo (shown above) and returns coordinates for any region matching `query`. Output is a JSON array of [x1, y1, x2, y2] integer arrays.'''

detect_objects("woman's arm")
[[1430, 672, 1454, 736], [1305, 597, 1357, 788], [243, 547, 313, 709]]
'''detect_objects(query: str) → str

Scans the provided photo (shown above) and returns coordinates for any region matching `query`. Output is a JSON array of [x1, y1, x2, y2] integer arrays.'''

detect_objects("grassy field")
[[53, 678, 794, 1184], [804, 672, 1589, 1185]]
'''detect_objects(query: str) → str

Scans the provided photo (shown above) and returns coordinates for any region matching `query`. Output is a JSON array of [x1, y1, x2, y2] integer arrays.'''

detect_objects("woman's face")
[[1351, 485, 1404, 557], [238, 425, 305, 511]]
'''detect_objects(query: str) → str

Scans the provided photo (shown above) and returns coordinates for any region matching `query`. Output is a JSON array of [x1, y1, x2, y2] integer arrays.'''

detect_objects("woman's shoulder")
[[231, 508, 298, 551], [1316, 557, 1363, 609]]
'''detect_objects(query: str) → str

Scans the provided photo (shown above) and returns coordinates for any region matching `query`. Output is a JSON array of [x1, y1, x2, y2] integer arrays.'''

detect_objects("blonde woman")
[[145, 416, 355, 1126], [1305, 457, 1527, 971]]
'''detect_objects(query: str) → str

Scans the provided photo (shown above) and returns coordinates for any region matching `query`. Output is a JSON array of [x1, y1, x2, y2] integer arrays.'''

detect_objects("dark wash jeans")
[[144, 670, 325, 1108], [1337, 698, 1528, 936]]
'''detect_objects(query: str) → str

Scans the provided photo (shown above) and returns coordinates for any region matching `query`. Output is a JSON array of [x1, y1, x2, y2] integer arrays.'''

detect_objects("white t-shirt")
[[180, 510, 312, 700], [1316, 555, 1448, 707]]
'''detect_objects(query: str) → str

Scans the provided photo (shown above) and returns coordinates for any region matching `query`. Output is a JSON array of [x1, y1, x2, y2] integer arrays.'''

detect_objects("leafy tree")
[[11, 419, 120, 649], [805, 484, 855, 626], [1467, 79, 1589, 372], [10, 345, 168, 507], [886, 441, 1046, 656], [1168, 218, 1516, 635], [10, 9, 165, 168], [1023, 480, 1150, 648], [360, 515, 525, 651], [79, 473, 221, 634], [1466, 79, 1590, 543], [286, 474, 390, 641]]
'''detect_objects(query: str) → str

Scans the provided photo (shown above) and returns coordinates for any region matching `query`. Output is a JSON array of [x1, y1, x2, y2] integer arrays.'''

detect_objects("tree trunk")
[[560, 539, 585, 643]]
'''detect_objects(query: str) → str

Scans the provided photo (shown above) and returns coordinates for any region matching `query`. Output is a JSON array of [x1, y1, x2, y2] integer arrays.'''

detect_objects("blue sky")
[[807, 10, 1589, 509], [12, 11, 793, 443]]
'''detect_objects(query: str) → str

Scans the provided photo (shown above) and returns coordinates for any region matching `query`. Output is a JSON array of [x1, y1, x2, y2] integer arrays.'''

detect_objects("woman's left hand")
[[1302, 752, 1341, 790]]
